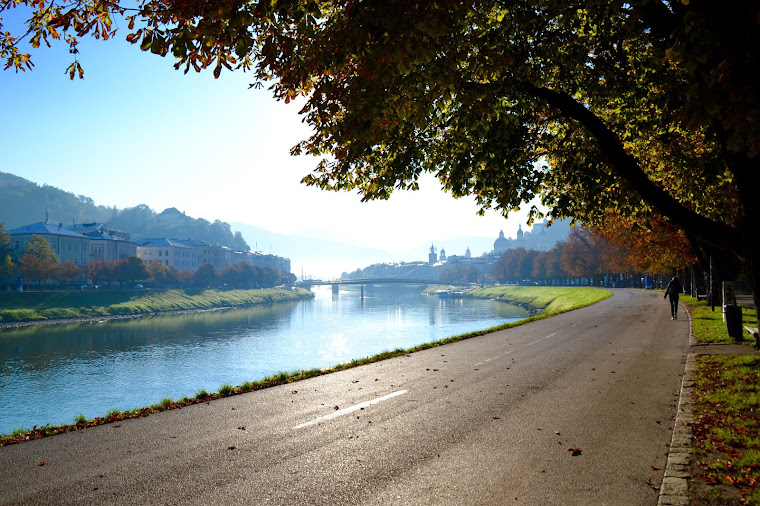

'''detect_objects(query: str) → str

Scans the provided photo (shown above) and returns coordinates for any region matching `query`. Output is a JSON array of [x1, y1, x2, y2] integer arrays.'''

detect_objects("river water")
[[0, 285, 528, 434]]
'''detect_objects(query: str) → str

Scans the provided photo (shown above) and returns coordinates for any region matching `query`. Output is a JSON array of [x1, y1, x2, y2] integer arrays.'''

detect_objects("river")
[[0, 285, 528, 434]]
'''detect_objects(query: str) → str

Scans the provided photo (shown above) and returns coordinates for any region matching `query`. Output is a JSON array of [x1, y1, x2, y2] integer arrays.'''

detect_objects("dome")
[[493, 230, 509, 253]]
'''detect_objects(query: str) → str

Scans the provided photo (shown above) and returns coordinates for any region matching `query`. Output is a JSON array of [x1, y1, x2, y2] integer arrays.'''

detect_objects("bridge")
[[294, 278, 436, 297], [295, 278, 434, 287]]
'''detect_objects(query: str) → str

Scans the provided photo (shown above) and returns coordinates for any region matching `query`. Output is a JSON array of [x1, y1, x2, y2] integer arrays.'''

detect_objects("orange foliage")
[[593, 213, 695, 275]]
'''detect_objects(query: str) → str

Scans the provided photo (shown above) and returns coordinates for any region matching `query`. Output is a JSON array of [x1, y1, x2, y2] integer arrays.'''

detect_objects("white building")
[[137, 238, 198, 271], [9, 222, 91, 266], [227, 249, 291, 276], [176, 239, 226, 269], [68, 222, 137, 262]]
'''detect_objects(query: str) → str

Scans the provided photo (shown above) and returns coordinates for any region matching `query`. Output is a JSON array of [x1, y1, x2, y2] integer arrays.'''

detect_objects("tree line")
[[439, 223, 698, 288], [0, 227, 293, 291]]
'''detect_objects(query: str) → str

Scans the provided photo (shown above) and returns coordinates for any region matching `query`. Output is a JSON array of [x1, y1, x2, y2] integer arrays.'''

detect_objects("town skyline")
[[0, 170, 545, 279]]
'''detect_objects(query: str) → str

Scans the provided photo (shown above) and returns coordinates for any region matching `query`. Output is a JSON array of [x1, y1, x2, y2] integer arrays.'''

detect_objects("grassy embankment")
[[682, 294, 760, 505], [0, 288, 314, 324], [0, 285, 609, 445]]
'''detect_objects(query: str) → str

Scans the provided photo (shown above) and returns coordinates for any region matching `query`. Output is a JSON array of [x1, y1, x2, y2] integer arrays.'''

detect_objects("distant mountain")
[[0, 172, 248, 250], [0, 171, 114, 228]]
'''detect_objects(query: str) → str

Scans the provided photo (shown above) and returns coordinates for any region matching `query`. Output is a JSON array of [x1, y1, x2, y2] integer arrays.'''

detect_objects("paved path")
[[1, 289, 689, 505]]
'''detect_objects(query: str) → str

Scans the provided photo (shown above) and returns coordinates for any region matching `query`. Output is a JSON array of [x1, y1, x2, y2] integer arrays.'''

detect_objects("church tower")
[[428, 244, 437, 264]]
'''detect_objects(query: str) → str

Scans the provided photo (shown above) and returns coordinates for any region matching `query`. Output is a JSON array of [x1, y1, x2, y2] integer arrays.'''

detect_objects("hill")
[[0, 172, 248, 250]]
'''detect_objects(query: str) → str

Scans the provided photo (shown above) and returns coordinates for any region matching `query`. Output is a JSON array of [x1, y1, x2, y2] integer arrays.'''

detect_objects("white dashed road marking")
[[293, 390, 408, 430]]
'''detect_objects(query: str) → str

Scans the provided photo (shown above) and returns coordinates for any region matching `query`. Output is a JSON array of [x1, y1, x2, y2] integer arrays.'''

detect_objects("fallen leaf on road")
[[228, 446, 236, 450], [651, 465, 659, 470], [237, 426, 246, 430], [568, 448, 582, 456], [38, 461, 47, 466]]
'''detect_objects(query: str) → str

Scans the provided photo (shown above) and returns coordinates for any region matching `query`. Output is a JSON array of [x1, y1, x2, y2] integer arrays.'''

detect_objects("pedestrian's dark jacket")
[[665, 278, 682, 298]]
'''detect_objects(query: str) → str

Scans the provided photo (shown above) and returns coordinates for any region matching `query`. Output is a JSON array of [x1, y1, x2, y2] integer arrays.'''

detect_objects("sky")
[[0, 11, 541, 275]]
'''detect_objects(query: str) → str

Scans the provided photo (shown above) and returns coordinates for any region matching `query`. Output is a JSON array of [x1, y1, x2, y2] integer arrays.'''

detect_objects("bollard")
[[723, 304, 743, 340]]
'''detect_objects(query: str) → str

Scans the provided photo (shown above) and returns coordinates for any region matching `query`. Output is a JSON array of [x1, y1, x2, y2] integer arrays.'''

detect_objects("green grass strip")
[[681, 295, 757, 345], [681, 293, 760, 503], [0, 288, 314, 324], [465, 285, 612, 314], [691, 355, 760, 504]]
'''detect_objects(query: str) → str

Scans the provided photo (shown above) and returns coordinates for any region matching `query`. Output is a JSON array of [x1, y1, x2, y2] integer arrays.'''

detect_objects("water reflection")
[[0, 285, 527, 433]]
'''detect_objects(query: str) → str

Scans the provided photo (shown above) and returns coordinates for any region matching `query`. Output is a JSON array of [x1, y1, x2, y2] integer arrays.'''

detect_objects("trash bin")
[[724, 304, 743, 340]]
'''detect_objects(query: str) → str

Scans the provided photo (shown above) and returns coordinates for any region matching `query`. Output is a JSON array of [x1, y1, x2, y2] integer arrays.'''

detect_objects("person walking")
[[664, 276, 682, 320]]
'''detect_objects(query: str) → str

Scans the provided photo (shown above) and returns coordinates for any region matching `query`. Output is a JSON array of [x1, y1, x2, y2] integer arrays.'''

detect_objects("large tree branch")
[[529, 84, 742, 252]]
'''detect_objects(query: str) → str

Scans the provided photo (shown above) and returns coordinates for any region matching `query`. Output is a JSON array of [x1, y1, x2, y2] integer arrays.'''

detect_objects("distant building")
[[175, 238, 226, 269], [248, 251, 291, 276], [9, 222, 90, 266], [492, 219, 571, 254], [428, 245, 437, 265], [345, 221, 571, 284], [137, 238, 198, 271], [68, 222, 136, 262], [493, 230, 510, 254], [137, 238, 292, 275]]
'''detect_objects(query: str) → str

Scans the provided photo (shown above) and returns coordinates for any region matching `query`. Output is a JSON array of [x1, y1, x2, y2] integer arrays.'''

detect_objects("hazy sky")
[[1, 13, 539, 259]]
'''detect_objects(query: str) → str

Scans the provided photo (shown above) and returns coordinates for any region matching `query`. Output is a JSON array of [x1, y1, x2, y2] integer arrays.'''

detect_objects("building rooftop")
[[137, 238, 193, 248], [9, 222, 88, 239]]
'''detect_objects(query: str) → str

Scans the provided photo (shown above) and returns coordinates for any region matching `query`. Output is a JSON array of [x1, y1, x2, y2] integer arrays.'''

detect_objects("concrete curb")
[[657, 353, 695, 506], [658, 300, 695, 506]]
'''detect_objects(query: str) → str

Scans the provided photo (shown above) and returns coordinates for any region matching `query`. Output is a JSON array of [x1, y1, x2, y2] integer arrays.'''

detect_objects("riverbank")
[[0, 285, 611, 445], [0, 288, 314, 329], [428, 284, 613, 315]]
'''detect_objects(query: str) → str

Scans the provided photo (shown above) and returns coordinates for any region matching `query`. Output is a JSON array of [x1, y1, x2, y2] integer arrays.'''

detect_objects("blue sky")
[[0, 10, 537, 272]]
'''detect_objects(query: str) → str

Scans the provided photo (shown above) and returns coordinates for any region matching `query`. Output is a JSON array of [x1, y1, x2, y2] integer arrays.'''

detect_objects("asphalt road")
[[0, 288, 689, 505]]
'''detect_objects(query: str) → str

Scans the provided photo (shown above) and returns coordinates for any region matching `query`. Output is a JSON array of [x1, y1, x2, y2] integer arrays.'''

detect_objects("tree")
[[55, 260, 82, 285], [5, 1, 760, 318], [0, 255, 15, 284], [232, 232, 250, 252], [532, 247, 565, 282], [146, 260, 180, 286], [593, 213, 696, 275], [0, 222, 11, 260], [18, 235, 58, 288], [440, 264, 478, 285], [113, 256, 149, 286], [0, 222, 14, 284], [193, 263, 218, 287], [23, 234, 58, 264], [560, 228, 629, 284], [84, 259, 114, 286]]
